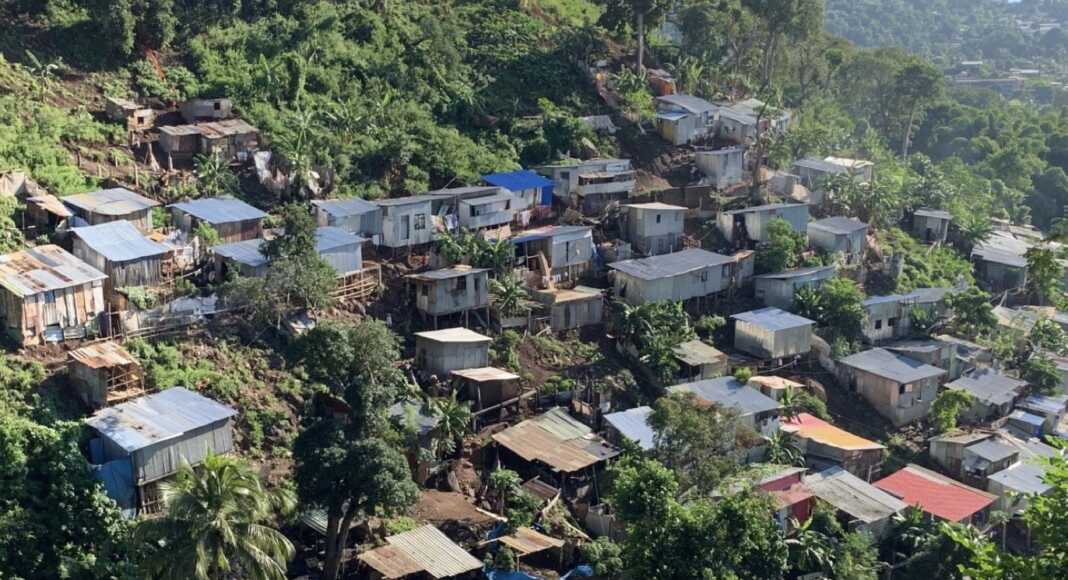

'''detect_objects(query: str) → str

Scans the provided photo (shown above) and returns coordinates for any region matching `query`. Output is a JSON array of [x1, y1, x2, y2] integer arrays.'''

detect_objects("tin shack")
[[170, 197, 267, 243]]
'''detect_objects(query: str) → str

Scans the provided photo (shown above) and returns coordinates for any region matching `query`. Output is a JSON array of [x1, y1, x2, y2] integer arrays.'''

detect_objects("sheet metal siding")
[[863, 301, 911, 343], [755, 272, 832, 310], [317, 207, 383, 237], [614, 264, 727, 305], [695, 149, 745, 188], [134, 419, 234, 484], [420, 272, 489, 316], [319, 241, 363, 275], [74, 241, 163, 293], [71, 363, 108, 408], [913, 214, 950, 241], [550, 296, 603, 330], [747, 205, 809, 242], [418, 341, 490, 376], [809, 228, 865, 258], [735, 322, 811, 359], [380, 202, 433, 248], [458, 196, 515, 229], [550, 234, 593, 269]]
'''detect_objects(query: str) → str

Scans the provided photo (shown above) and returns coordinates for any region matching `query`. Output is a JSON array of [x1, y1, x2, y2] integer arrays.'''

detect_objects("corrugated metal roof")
[[456, 190, 516, 206], [723, 202, 807, 216], [603, 406, 655, 451], [73, 221, 169, 262], [874, 464, 996, 522], [450, 367, 520, 382], [794, 157, 849, 174], [782, 413, 884, 451], [359, 525, 481, 578], [311, 197, 379, 217], [668, 376, 782, 416], [407, 265, 489, 282], [838, 348, 946, 384], [497, 527, 565, 556], [1018, 393, 1068, 417], [426, 185, 501, 197], [195, 118, 258, 138], [809, 216, 868, 235], [946, 369, 1026, 406], [212, 238, 266, 268], [84, 387, 236, 453], [623, 201, 687, 211], [672, 339, 726, 367], [510, 225, 592, 244], [482, 170, 553, 192], [170, 197, 267, 224], [863, 294, 913, 307], [608, 248, 734, 280], [372, 194, 437, 207], [988, 462, 1052, 496], [492, 407, 618, 473], [414, 327, 492, 344], [656, 93, 716, 114], [915, 208, 952, 220], [63, 188, 158, 216], [315, 226, 365, 251], [27, 194, 73, 218], [972, 231, 1031, 268], [732, 307, 815, 331], [907, 287, 956, 304], [1008, 409, 1045, 427], [824, 156, 873, 169], [965, 439, 1017, 463], [804, 466, 908, 523], [0, 244, 107, 297], [753, 265, 835, 281], [69, 341, 137, 369]]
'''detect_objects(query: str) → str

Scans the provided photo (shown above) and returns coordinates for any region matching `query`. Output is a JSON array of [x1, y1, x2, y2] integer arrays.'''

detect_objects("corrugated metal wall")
[[417, 341, 490, 376], [133, 420, 235, 484], [424, 273, 489, 316]]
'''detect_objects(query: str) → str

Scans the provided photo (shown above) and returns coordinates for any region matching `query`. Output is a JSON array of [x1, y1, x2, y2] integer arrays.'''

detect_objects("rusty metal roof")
[[359, 525, 481, 579], [69, 341, 138, 369], [497, 527, 565, 556], [0, 244, 107, 298], [26, 194, 73, 218], [492, 407, 619, 473]]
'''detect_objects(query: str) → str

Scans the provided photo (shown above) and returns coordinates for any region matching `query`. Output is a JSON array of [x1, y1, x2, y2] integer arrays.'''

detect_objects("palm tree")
[[490, 273, 533, 319], [765, 430, 804, 466], [953, 213, 992, 253], [475, 237, 516, 276], [429, 392, 472, 459], [778, 387, 799, 421], [195, 153, 238, 196], [135, 454, 296, 580], [786, 517, 836, 575]]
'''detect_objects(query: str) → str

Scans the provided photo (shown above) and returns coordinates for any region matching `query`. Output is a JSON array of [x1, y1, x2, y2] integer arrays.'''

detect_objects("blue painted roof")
[[72, 221, 169, 262], [170, 196, 267, 224], [85, 387, 237, 453], [483, 170, 553, 192], [604, 406, 655, 451]]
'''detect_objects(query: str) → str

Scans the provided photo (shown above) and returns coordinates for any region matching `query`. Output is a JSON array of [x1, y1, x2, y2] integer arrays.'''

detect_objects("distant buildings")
[[718, 203, 809, 246]]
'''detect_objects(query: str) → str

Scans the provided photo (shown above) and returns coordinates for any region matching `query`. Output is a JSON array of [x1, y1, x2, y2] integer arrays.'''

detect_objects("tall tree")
[[135, 454, 295, 580], [893, 62, 943, 157], [597, 0, 676, 71], [292, 319, 417, 580], [1026, 246, 1066, 307], [744, 0, 824, 87]]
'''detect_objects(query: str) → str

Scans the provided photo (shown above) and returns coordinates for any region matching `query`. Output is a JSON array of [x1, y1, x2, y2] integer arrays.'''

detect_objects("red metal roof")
[[873, 465, 996, 522]]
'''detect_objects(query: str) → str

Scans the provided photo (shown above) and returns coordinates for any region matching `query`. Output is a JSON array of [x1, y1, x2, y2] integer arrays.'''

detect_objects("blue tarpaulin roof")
[[72, 221, 169, 262], [483, 170, 553, 206], [483, 170, 552, 192], [92, 457, 135, 514]]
